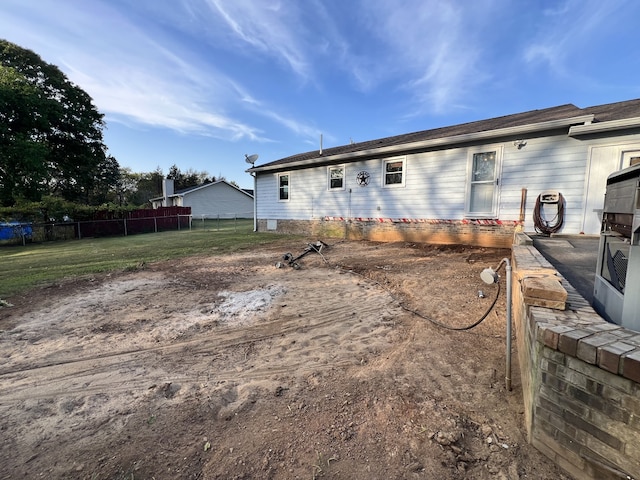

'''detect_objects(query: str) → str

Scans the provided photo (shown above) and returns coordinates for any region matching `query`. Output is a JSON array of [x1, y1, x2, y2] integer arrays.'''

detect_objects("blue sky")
[[1, 0, 639, 189]]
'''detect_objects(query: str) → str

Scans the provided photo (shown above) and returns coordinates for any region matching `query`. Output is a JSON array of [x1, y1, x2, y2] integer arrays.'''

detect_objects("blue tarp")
[[0, 223, 33, 240]]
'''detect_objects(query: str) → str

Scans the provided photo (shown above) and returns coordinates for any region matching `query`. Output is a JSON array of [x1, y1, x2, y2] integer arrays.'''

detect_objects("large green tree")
[[167, 164, 214, 191], [117, 167, 164, 207], [0, 40, 118, 206]]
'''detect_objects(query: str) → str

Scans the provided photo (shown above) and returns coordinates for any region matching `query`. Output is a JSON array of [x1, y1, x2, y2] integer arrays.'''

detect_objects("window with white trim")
[[328, 165, 345, 190], [465, 148, 502, 217], [278, 173, 290, 201], [623, 150, 640, 167], [383, 157, 406, 187]]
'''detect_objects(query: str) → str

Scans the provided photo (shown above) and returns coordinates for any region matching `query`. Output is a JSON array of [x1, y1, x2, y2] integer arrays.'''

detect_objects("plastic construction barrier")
[[0, 223, 33, 241]]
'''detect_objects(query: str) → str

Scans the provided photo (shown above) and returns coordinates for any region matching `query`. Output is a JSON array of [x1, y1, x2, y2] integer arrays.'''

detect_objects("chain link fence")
[[1, 211, 254, 246]]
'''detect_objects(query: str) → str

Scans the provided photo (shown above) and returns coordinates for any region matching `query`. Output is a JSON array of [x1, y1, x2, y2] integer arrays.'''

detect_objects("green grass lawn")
[[0, 219, 298, 298]]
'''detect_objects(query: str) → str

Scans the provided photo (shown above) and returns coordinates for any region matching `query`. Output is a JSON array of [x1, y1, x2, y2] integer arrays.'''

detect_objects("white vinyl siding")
[[179, 182, 254, 218], [498, 136, 588, 233], [255, 130, 640, 235], [257, 154, 466, 220]]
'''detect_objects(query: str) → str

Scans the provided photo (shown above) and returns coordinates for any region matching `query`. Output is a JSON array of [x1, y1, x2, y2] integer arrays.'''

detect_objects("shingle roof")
[[173, 183, 207, 195], [253, 99, 640, 171], [172, 179, 254, 198], [170, 179, 229, 196], [583, 98, 640, 123]]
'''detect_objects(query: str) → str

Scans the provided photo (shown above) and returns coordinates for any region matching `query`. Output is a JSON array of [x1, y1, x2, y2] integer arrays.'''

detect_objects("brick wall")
[[513, 234, 640, 480], [258, 218, 515, 248]]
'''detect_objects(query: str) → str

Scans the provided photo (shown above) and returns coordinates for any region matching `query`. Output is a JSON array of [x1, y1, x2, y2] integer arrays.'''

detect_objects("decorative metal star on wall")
[[356, 171, 370, 186]]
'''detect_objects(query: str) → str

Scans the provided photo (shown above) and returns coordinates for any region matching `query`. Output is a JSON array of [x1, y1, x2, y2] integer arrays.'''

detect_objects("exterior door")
[[466, 148, 502, 218], [583, 145, 640, 234]]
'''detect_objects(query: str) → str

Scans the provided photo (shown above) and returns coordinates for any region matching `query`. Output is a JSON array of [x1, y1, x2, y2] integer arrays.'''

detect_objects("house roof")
[[171, 179, 253, 198], [248, 98, 640, 173], [583, 98, 640, 122], [149, 179, 253, 203]]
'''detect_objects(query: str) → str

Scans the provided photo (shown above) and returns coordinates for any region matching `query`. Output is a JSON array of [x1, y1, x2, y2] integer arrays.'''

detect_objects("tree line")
[[0, 40, 228, 222]]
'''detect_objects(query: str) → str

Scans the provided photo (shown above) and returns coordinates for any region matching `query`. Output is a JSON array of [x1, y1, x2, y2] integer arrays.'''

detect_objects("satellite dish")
[[245, 153, 259, 165]]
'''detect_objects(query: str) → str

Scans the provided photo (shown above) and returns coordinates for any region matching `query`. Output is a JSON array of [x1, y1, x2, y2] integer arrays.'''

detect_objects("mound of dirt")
[[0, 240, 570, 479]]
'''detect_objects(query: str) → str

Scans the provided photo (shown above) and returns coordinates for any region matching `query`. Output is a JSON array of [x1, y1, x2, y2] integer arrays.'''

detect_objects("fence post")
[[124, 218, 128, 236], [217, 214, 220, 231], [154, 217, 157, 233], [77, 222, 82, 240], [177, 215, 180, 231]]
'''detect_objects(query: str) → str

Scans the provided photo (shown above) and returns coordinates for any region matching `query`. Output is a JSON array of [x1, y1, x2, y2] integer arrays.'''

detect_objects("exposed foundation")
[[258, 218, 517, 248]]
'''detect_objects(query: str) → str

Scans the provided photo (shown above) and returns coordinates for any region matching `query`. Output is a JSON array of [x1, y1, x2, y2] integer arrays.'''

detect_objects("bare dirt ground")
[[0, 239, 571, 480]]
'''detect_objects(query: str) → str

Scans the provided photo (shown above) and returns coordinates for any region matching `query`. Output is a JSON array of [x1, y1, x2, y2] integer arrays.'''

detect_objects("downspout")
[[252, 172, 257, 232]]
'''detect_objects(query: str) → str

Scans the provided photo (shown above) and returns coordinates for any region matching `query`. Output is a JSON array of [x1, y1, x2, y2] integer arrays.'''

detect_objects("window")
[[466, 148, 502, 217], [622, 150, 640, 167], [383, 157, 406, 187], [278, 173, 289, 201], [328, 165, 345, 190]]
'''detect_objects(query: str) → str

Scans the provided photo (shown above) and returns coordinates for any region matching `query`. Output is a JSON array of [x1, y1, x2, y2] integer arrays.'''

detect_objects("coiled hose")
[[533, 192, 565, 235]]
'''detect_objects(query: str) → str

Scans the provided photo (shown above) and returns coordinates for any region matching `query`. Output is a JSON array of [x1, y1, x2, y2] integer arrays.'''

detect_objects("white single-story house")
[[247, 99, 640, 247], [151, 179, 254, 219]]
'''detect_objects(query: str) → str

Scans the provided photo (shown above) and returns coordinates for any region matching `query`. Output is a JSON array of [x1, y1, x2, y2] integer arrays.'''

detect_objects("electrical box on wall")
[[539, 191, 560, 204]]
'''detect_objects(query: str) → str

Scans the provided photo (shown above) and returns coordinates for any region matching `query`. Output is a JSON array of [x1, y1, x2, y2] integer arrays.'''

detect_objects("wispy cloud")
[[348, 0, 498, 114], [66, 62, 262, 141], [203, 0, 311, 80], [7, 0, 630, 148], [523, 0, 623, 76], [0, 0, 321, 142]]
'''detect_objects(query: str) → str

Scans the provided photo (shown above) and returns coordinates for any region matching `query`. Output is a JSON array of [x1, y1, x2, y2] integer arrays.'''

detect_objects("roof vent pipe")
[[319, 134, 323, 155]]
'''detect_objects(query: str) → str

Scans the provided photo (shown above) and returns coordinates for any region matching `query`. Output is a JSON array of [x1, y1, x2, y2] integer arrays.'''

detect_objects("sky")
[[1, 0, 640, 189]]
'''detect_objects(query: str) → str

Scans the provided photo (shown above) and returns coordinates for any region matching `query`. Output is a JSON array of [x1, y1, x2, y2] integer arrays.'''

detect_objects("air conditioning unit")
[[593, 164, 640, 330]]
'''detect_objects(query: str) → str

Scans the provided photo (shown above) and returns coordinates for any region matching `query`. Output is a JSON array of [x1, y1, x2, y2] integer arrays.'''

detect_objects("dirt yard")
[[0, 239, 571, 480]]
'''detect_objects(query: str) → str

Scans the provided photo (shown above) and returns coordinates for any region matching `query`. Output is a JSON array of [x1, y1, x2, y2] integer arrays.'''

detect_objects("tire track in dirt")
[[1, 243, 569, 480], [0, 268, 401, 406], [0, 292, 392, 376]]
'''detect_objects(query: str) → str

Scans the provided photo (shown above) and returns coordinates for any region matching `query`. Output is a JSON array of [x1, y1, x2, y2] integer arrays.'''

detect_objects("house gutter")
[[568, 116, 640, 136], [248, 114, 594, 173]]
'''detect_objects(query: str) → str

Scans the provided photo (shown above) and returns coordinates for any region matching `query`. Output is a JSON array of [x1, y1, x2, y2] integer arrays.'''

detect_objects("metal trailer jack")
[[276, 241, 328, 269]]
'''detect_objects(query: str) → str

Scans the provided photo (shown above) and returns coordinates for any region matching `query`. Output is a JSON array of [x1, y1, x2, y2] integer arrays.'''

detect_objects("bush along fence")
[[0, 207, 191, 245]]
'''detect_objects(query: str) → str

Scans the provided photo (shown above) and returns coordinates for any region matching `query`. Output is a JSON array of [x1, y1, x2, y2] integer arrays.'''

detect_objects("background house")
[[151, 179, 254, 219], [248, 99, 640, 247]]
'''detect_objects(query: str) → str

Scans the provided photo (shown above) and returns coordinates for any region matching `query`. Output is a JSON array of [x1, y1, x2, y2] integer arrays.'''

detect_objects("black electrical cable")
[[327, 260, 502, 331], [292, 240, 503, 332], [398, 282, 501, 331], [533, 193, 565, 235]]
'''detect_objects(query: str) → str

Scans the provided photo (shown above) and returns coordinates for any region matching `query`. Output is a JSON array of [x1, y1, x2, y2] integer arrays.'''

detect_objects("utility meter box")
[[593, 164, 640, 330]]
